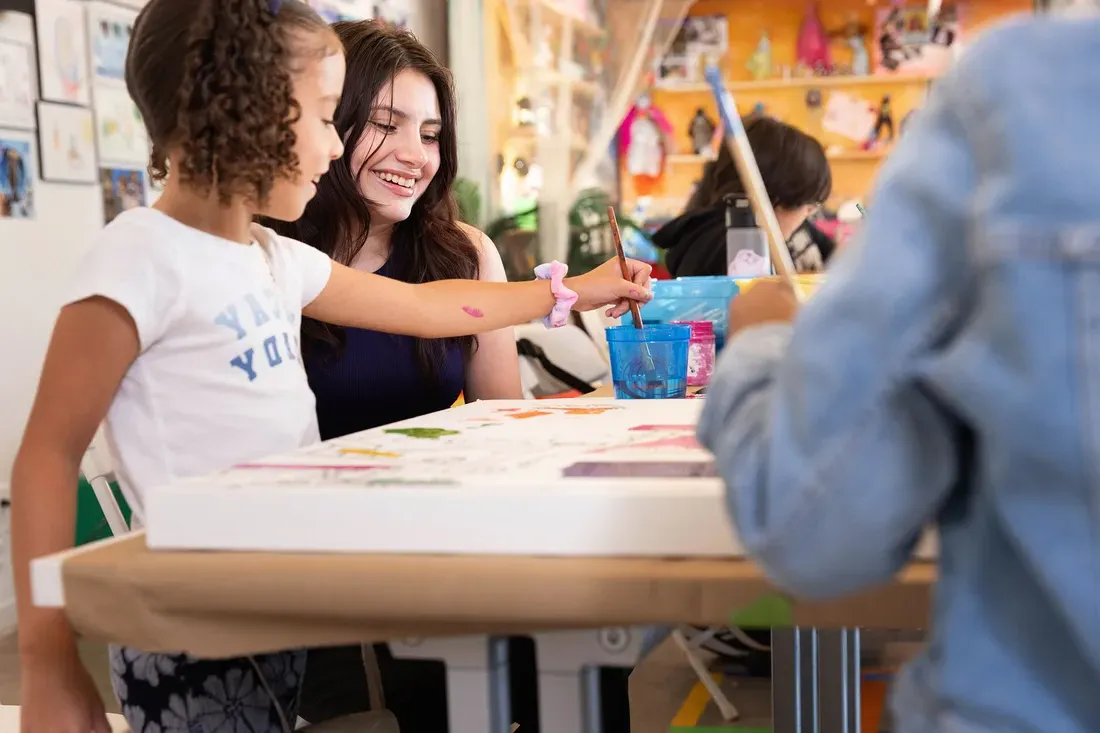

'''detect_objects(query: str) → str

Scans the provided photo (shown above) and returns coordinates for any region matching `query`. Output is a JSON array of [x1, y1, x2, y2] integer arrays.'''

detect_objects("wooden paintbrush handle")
[[606, 206, 645, 328]]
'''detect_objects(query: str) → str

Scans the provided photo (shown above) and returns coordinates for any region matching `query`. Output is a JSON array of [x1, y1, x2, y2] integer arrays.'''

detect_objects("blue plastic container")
[[630, 276, 739, 349], [605, 324, 691, 399]]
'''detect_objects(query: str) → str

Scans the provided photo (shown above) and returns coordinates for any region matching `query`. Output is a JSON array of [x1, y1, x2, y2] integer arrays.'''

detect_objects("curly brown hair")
[[267, 21, 480, 383], [126, 0, 338, 206]]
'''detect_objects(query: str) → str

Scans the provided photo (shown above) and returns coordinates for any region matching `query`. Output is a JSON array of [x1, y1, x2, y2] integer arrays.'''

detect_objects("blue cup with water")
[[605, 324, 691, 399]]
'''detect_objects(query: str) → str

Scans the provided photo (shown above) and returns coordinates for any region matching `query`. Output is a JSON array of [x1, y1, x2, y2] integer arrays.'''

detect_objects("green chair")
[[76, 435, 131, 544]]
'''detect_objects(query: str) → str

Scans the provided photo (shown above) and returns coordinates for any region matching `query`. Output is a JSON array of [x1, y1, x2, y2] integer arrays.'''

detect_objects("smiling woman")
[[266, 20, 528, 732]]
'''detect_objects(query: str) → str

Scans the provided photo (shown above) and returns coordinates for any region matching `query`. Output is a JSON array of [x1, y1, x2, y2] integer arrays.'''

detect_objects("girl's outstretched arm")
[[698, 54, 981, 599], [304, 256, 652, 338]]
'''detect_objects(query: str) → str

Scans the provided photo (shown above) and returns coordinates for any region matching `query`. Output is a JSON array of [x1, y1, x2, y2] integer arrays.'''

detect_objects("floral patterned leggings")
[[109, 645, 306, 733]]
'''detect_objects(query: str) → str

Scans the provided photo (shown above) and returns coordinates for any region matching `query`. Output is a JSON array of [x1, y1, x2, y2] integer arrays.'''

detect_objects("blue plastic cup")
[[605, 324, 691, 399]]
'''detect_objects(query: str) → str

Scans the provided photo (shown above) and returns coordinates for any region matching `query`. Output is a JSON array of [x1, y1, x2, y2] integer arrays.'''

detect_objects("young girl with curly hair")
[[9, 1, 651, 731]]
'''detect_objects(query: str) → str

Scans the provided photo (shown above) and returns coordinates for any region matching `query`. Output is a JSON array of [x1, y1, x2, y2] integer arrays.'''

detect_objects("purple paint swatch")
[[563, 461, 717, 478]]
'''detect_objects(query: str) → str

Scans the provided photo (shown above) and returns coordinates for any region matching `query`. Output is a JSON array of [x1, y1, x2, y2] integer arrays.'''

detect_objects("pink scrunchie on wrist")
[[533, 261, 579, 328]]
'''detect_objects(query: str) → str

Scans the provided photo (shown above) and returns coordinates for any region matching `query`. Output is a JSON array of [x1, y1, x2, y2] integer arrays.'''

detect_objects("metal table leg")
[[531, 627, 647, 733], [389, 635, 511, 733], [818, 628, 861, 733], [772, 627, 819, 733]]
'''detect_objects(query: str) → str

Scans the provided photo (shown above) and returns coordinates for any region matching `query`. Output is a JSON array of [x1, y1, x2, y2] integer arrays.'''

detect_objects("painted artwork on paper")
[[86, 1, 137, 83], [0, 133, 35, 219], [0, 40, 35, 130], [206, 399, 715, 490], [34, 0, 91, 105], [37, 102, 97, 183], [93, 85, 148, 165], [100, 166, 146, 222]]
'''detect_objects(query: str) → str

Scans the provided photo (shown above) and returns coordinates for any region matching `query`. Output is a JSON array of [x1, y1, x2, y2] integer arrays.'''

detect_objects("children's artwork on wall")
[[37, 101, 96, 183], [822, 91, 877, 143], [85, 1, 136, 83], [373, 0, 410, 27], [873, 1, 962, 76], [33, 0, 91, 105], [100, 166, 145, 223], [670, 15, 728, 58], [0, 39, 34, 130], [654, 54, 697, 87], [92, 85, 147, 165], [0, 130, 36, 219]]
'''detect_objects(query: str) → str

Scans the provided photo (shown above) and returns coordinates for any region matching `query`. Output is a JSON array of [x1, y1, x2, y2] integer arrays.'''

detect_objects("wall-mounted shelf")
[[654, 72, 937, 95], [826, 148, 888, 161], [665, 148, 889, 165], [666, 153, 715, 165]]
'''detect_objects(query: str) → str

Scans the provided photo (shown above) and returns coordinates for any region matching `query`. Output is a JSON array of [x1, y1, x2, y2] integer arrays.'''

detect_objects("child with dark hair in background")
[[653, 115, 834, 277], [9, 2, 652, 731]]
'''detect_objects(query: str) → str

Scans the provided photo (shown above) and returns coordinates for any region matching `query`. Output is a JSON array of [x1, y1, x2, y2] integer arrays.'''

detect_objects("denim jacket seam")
[[755, 268, 970, 561]]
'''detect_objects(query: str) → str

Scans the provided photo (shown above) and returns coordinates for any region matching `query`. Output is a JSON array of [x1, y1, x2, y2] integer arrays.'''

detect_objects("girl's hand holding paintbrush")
[[574, 256, 654, 318]]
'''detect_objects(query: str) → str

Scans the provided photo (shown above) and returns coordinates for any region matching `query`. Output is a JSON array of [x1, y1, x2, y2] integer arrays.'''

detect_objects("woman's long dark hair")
[[269, 20, 478, 381]]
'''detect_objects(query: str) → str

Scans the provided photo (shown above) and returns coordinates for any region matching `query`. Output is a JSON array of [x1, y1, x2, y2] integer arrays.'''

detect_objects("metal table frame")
[[391, 627, 864, 733]]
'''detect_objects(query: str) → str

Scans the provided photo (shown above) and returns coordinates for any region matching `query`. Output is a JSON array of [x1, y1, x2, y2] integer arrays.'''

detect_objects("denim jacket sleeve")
[[697, 63, 982, 599]]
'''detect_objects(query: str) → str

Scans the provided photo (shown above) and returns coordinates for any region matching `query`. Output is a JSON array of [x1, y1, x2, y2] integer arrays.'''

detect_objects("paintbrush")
[[704, 65, 806, 303], [607, 206, 659, 388], [606, 206, 645, 330]]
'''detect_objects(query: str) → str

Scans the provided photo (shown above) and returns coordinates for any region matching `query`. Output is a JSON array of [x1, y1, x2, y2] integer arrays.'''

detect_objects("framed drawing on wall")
[[100, 165, 145, 223], [85, 1, 137, 84], [92, 84, 147, 165], [37, 101, 96, 183], [34, 0, 91, 105], [0, 39, 35, 130], [0, 129, 36, 219]]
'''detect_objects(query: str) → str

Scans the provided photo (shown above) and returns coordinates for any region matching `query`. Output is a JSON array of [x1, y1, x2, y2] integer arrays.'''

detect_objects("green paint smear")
[[384, 427, 460, 440], [726, 594, 793, 628], [368, 478, 458, 486]]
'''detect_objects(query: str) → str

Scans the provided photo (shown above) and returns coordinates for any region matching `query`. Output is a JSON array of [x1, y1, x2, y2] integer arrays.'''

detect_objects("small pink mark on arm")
[[462, 306, 484, 318]]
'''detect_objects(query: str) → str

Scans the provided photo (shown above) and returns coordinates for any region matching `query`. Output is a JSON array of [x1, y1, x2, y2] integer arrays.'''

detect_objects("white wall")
[[1, 11, 106, 485], [0, 0, 449, 636]]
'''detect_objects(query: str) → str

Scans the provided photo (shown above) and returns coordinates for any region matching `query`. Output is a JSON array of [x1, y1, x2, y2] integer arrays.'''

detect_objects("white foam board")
[[142, 399, 940, 559], [144, 399, 741, 556]]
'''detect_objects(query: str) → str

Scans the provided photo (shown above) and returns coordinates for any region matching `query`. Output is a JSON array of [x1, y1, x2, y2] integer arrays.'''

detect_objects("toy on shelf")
[[514, 96, 535, 127], [746, 31, 772, 80], [796, 1, 833, 76], [688, 108, 717, 156], [830, 16, 870, 76], [618, 93, 675, 196], [862, 94, 895, 150]]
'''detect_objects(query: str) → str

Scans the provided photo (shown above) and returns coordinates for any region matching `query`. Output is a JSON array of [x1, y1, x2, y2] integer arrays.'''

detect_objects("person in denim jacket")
[[698, 13, 1100, 733]]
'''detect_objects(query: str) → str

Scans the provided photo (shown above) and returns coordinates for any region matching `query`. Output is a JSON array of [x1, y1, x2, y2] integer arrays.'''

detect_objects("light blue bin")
[[630, 276, 740, 349]]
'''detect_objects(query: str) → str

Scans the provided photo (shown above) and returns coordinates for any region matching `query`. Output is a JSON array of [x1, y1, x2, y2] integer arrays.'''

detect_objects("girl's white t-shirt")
[[65, 207, 333, 525]]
